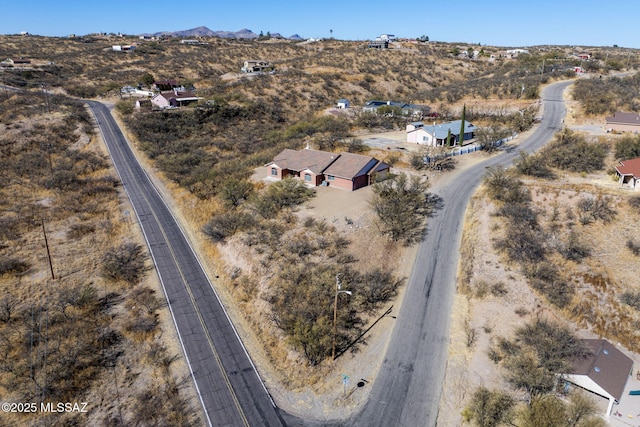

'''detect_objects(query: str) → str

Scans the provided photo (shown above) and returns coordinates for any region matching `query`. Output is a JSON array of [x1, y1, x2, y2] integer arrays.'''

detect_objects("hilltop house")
[[615, 157, 640, 191], [605, 112, 640, 133], [563, 339, 633, 417], [363, 100, 424, 116], [241, 60, 273, 73], [336, 99, 350, 109], [406, 120, 478, 146], [266, 148, 389, 191]]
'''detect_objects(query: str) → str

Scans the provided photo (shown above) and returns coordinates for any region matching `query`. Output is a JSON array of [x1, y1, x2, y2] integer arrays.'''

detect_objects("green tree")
[[370, 173, 431, 244], [140, 72, 155, 87], [219, 178, 254, 208], [459, 104, 467, 146]]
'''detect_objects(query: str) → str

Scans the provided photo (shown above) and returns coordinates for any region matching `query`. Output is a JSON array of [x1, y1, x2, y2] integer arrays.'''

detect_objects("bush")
[[626, 239, 640, 256], [463, 387, 514, 427], [614, 134, 640, 160], [620, 291, 640, 310], [101, 242, 148, 284], [370, 173, 431, 244], [202, 211, 256, 243], [628, 195, 640, 212], [542, 129, 607, 173], [483, 166, 530, 204], [0, 257, 30, 276], [576, 195, 616, 224], [514, 151, 554, 179], [252, 178, 315, 219], [494, 224, 545, 264]]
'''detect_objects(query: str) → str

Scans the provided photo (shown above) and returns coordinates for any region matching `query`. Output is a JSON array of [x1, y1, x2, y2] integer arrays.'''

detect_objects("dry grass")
[[438, 163, 640, 426], [0, 93, 200, 426]]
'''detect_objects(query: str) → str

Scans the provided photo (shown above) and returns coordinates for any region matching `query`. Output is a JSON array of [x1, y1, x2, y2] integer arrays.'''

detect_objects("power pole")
[[39, 219, 55, 280]]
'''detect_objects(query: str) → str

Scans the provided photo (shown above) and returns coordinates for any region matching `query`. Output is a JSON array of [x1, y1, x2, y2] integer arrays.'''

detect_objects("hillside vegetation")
[[2, 33, 639, 411]]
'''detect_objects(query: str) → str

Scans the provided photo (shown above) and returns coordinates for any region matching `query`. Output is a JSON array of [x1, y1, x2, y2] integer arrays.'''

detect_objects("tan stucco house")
[[266, 149, 389, 191]]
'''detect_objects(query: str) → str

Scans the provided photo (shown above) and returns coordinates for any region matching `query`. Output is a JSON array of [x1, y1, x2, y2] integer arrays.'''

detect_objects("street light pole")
[[332, 274, 352, 361]]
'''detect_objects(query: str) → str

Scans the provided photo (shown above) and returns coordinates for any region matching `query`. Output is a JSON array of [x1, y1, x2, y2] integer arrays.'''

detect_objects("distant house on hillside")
[[363, 100, 424, 116], [152, 80, 179, 91], [241, 60, 273, 73], [605, 111, 640, 133], [265, 148, 389, 191], [336, 99, 350, 109], [406, 120, 478, 146], [150, 90, 202, 108], [615, 157, 640, 191], [368, 40, 388, 49], [563, 339, 633, 417]]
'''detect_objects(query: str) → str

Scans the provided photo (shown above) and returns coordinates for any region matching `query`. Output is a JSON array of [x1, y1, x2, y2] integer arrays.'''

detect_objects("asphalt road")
[[346, 80, 572, 427], [86, 101, 285, 427], [86, 78, 569, 427]]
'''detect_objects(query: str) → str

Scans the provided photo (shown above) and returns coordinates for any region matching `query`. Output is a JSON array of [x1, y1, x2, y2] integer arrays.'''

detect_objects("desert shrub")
[[518, 393, 604, 427], [219, 178, 254, 208], [495, 203, 539, 228], [43, 169, 82, 191], [626, 239, 640, 256], [541, 129, 607, 173], [496, 320, 589, 395], [514, 151, 554, 179], [252, 178, 315, 219], [576, 195, 616, 224], [494, 224, 545, 264], [463, 387, 514, 427], [620, 291, 640, 310], [558, 230, 591, 261], [370, 173, 431, 244], [202, 211, 256, 243], [0, 257, 30, 276], [101, 242, 148, 284], [530, 277, 574, 309], [614, 134, 640, 160], [628, 195, 640, 212], [483, 166, 530, 204], [356, 268, 404, 310]]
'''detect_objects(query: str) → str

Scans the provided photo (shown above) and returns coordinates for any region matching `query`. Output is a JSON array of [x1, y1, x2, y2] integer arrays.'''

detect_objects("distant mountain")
[[143, 26, 303, 40]]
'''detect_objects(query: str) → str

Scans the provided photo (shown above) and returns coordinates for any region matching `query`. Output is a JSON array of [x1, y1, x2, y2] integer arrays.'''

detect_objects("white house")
[[406, 120, 478, 146], [564, 339, 633, 417], [336, 99, 350, 109]]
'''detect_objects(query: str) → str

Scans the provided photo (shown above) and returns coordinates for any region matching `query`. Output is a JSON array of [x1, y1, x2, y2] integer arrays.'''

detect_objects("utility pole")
[[39, 218, 55, 280], [332, 274, 352, 360]]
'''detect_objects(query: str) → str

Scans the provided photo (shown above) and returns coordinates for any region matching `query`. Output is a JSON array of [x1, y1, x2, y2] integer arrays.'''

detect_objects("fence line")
[[423, 134, 517, 164]]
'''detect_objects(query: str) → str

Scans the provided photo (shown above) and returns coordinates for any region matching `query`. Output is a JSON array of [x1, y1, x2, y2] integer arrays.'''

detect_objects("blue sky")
[[2, 0, 638, 48]]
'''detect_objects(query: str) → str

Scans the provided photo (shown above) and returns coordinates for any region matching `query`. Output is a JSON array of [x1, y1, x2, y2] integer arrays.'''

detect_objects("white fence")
[[424, 134, 517, 164]]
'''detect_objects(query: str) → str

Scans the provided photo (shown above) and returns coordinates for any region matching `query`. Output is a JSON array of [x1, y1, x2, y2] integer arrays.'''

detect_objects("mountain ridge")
[[143, 26, 303, 40]]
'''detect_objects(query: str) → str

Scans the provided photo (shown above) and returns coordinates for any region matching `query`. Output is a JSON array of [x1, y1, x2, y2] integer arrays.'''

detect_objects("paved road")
[[345, 80, 572, 427], [86, 101, 285, 427]]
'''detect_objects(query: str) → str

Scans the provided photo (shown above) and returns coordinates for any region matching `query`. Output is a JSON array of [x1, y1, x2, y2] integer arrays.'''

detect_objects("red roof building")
[[615, 157, 640, 191]]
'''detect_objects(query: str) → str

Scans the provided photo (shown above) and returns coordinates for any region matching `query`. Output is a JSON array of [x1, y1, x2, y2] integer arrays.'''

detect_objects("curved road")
[[86, 101, 285, 427], [347, 80, 572, 427], [87, 79, 569, 427]]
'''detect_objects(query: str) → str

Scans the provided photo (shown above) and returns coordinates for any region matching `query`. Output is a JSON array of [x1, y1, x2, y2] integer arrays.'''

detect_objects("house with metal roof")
[[266, 149, 390, 191], [564, 339, 634, 417], [605, 112, 640, 133], [362, 100, 423, 116], [150, 89, 202, 108], [406, 120, 478, 146]]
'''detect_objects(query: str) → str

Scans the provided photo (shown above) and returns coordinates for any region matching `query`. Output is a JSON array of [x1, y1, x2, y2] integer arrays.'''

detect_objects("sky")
[[2, 0, 639, 48]]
